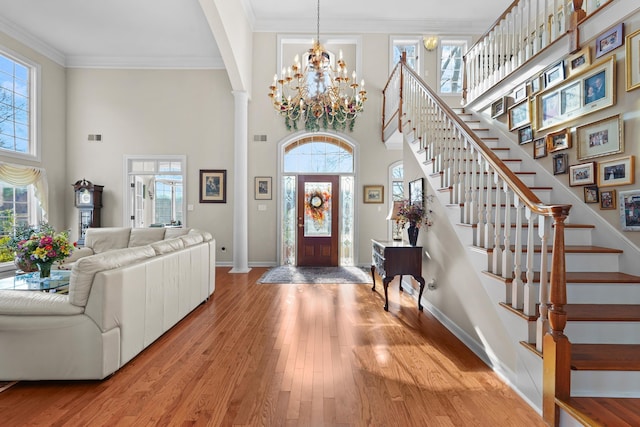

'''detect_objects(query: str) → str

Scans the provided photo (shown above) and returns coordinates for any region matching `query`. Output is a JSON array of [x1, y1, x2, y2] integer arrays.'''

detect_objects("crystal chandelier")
[[268, 0, 367, 132]]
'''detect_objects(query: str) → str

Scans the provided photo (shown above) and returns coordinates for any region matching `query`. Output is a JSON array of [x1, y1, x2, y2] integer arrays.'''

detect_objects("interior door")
[[297, 175, 339, 266], [132, 176, 145, 228]]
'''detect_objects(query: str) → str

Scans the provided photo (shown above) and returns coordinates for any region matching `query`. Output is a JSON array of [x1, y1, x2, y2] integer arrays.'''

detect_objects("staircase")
[[403, 107, 640, 426]]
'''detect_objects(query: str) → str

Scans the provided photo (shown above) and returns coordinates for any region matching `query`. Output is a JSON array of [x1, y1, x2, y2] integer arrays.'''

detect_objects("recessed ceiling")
[[0, 0, 512, 68]]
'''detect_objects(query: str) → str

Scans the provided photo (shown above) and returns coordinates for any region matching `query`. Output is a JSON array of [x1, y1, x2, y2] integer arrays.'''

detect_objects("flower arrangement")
[[395, 196, 434, 230], [15, 228, 75, 276]]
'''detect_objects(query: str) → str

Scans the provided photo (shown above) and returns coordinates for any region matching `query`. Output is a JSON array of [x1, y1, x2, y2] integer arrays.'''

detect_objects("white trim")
[[0, 16, 66, 66]]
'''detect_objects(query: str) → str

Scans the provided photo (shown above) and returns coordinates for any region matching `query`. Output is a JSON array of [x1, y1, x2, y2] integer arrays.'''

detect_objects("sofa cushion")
[[84, 228, 131, 254], [0, 291, 84, 316], [180, 233, 204, 247], [164, 228, 190, 239], [129, 228, 166, 247], [150, 238, 185, 255], [69, 246, 156, 307], [190, 228, 213, 241]]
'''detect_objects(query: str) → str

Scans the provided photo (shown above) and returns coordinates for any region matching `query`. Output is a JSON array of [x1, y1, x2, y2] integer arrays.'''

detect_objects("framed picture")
[[569, 162, 596, 186], [595, 22, 624, 59], [544, 61, 565, 88], [598, 156, 635, 188], [584, 186, 599, 203], [529, 75, 542, 95], [546, 128, 571, 153], [619, 189, 640, 231], [626, 28, 640, 91], [536, 56, 615, 131], [518, 125, 533, 144], [533, 137, 547, 159], [600, 189, 616, 210], [560, 82, 581, 114], [409, 178, 424, 207], [199, 169, 226, 203], [491, 96, 507, 118], [576, 115, 623, 161], [567, 46, 591, 76], [553, 153, 568, 175], [508, 99, 531, 130], [513, 83, 528, 102], [363, 185, 384, 204], [254, 176, 272, 200]]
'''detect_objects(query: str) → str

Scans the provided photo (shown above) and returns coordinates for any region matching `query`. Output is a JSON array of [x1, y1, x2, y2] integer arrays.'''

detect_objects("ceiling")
[[0, 0, 512, 68]]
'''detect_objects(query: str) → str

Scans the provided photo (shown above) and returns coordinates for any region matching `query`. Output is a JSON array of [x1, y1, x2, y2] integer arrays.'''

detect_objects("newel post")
[[543, 205, 571, 426], [570, 0, 587, 52], [398, 51, 406, 133]]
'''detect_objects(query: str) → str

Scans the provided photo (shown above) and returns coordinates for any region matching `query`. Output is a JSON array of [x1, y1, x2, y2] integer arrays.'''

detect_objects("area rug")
[[258, 266, 373, 284], [0, 381, 17, 393]]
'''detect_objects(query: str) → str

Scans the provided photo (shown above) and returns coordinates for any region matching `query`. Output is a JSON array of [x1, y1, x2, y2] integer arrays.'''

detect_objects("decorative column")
[[230, 90, 251, 273]]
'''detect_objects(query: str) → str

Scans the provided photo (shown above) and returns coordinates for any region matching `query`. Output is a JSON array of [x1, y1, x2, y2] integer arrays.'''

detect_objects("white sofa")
[[0, 227, 215, 381]]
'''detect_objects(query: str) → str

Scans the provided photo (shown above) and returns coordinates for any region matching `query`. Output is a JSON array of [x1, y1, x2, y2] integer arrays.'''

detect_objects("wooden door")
[[297, 175, 339, 266]]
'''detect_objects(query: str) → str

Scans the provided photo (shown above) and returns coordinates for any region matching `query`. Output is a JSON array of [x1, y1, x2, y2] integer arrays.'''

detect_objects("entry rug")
[[258, 266, 373, 284], [0, 381, 17, 393]]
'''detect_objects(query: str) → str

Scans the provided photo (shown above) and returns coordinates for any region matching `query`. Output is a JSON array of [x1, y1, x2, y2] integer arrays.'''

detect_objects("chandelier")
[[268, 0, 367, 132]]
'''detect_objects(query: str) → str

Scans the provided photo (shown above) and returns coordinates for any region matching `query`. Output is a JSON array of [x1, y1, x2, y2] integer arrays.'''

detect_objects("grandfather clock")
[[73, 179, 103, 246]]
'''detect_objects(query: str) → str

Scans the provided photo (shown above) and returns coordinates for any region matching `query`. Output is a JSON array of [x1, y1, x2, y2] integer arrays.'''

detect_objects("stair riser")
[[571, 371, 640, 397], [566, 283, 640, 304], [489, 252, 620, 274], [565, 322, 640, 344]]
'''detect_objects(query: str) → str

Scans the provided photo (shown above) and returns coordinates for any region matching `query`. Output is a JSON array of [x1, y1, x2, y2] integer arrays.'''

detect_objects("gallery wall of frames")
[[490, 20, 640, 232]]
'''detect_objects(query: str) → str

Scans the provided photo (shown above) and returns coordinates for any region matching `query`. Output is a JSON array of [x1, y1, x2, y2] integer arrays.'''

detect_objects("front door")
[[297, 175, 339, 266]]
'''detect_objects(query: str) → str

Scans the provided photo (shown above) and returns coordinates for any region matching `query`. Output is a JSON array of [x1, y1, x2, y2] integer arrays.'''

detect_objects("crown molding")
[[64, 55, 225, 70], [0, 16, 66, 66]]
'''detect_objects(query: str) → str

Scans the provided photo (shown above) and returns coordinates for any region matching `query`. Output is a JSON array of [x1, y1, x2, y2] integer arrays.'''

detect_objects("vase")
[[407, 223, 419, 246], [37, 262, 53, 279]]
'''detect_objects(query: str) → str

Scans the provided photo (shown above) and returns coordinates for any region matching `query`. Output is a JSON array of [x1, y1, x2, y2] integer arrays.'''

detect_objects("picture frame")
[[408, 178, 424, 207], [567, 46, 591, 76], [544, 61, 565, 89], [626, 28, 640, 91], [513, 83, 528, 102], [576, 115, 623, 161], [518, 125, 533, 144], [546, 128, 571, 153], [600, 189, 616, 210], [363, 185, 384, 204], [619, 189, 640, 231], [536, 55, 615, 131], [569, 162, 596, 186], [533, 137, 547, 159], [584, 186, 599, 204], [254, 176, 272, 200], [595, 22, 624, 59], [508, 99, 531, 131], [199, 169, 226, 203], [598, 155, 635, 188], [560, 82, 581, 115], [491, 96, 507, 119], [553, 153, 568, 175], [528, 74, 542, 95]]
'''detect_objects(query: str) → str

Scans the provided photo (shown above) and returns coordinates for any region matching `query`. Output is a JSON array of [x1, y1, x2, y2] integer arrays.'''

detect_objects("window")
[[439, 39, 468, 95], [0, 180, 41, 267], [390, 37, 420, 74], [0, 49, 38, 159], [389, 162, 404, 240]]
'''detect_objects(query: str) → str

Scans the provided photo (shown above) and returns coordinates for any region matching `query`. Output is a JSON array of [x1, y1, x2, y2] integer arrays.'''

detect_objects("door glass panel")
[[339, 176, 354, 266], [282, 175, 296, 265], [304, 182, 332, 237]]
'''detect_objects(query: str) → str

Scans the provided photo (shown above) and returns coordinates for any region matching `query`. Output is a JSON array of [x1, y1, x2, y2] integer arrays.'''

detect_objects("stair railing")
[[382, 58, 572, 425]]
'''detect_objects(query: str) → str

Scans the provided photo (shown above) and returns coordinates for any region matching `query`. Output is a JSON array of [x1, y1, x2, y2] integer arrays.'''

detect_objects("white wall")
[[65, 69, 236, 263]]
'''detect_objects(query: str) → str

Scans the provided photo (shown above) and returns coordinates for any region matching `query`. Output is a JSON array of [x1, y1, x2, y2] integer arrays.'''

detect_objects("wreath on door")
[[305, 190, 331, 226]]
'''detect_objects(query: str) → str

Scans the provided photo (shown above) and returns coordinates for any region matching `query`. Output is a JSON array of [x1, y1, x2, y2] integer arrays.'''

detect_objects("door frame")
[[277, 131, 360, 267]]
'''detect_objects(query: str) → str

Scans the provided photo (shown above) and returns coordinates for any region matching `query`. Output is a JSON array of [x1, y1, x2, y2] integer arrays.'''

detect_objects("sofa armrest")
[[0, 291, 84, 316]]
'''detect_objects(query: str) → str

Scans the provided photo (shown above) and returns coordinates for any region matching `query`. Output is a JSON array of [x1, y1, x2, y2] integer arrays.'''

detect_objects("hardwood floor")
[[0, 267, 546, 426]]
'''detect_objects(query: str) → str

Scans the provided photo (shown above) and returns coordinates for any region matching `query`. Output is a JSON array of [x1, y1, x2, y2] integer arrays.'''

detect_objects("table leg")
[[398, 275, 403, 292], [370, 265, 376, 291], [416, 276, 426, 311], [383, 277, 393, 311]]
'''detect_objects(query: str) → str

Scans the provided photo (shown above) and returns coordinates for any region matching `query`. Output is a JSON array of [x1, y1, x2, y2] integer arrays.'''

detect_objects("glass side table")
[[0, 270, 71, 292]]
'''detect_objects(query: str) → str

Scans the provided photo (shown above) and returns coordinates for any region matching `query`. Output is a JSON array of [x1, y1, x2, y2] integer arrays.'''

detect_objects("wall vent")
[[253, 134, 267, 142]]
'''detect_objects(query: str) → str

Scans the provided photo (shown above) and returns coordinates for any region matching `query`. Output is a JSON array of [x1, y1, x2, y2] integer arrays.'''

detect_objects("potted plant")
[[395, 197, 433, 246]]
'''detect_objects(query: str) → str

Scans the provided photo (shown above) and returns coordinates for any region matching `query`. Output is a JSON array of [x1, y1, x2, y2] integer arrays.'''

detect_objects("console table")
[[371, 239, 425, 312]]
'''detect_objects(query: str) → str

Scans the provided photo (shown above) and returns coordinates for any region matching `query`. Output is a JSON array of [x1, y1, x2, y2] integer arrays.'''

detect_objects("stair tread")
[[483, 270, 640, 284], [572, 344, 640, 370], [558, 397, 640, 427], [481, 244, 623, 254], [503, 303, 640, 322], [461, 222, 595, 229]]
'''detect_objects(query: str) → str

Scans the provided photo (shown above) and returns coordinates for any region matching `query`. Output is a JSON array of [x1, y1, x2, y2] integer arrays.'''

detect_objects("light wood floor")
[[0, 267, 546, 426]]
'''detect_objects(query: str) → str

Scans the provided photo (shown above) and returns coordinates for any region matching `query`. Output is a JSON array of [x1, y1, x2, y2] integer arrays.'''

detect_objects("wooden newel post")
[[570, 0, 587, 52], [543, 206, 571, 426], [398, 51, 405, 133]]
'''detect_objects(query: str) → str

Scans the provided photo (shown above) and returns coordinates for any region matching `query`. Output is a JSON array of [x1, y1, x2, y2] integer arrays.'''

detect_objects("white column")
[[230, 90, 251, 273]]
